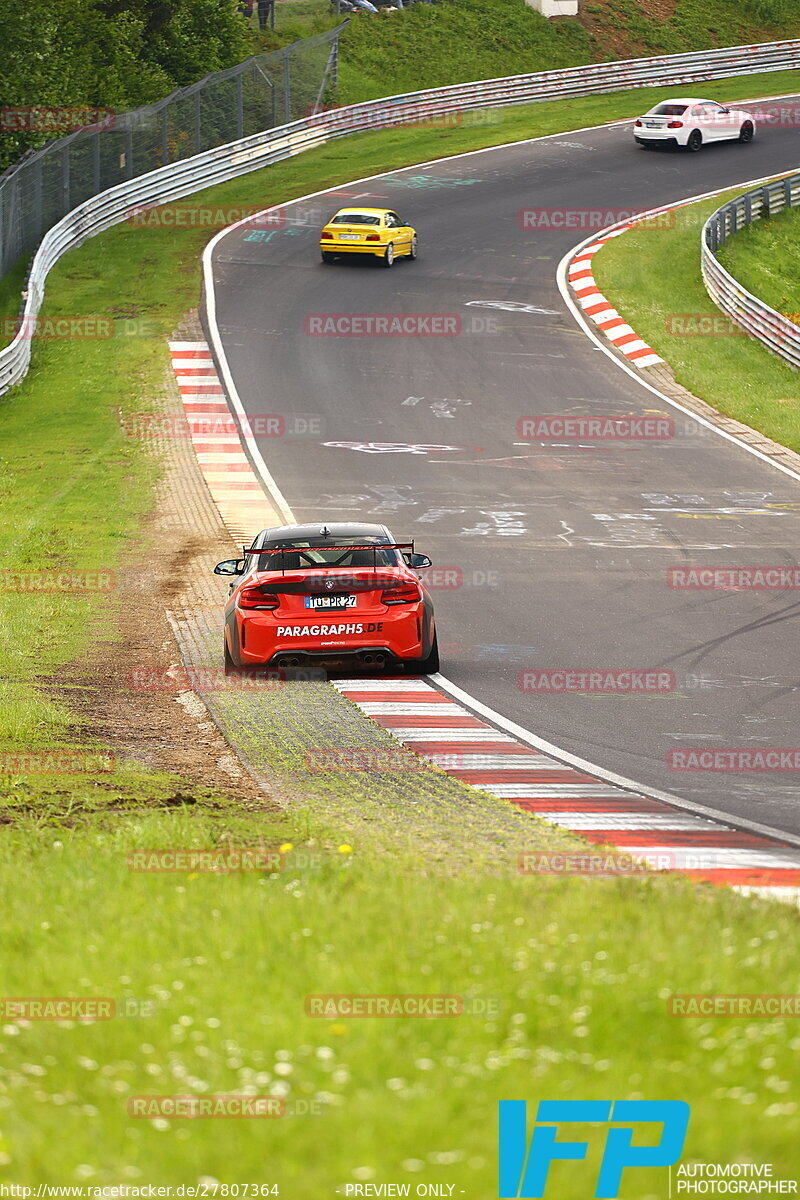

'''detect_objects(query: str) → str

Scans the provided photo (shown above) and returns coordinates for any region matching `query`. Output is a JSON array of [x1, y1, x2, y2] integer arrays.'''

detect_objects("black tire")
[[407, 631, 439, 675], [321, 251, 336, 263], [408, 235, 418, 259], [686, 129, 702, 153], [382, 243, 395, 268], [224, 636, 236, 676], [739, 121, 754, 144]]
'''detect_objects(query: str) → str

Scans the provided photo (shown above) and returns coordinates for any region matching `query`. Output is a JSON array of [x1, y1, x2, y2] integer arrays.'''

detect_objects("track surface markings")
[[333, 677, 800, 898]]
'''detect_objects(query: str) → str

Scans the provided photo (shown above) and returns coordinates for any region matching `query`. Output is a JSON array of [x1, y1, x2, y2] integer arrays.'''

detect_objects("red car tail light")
[[634, 119, 643, 127], [667, 121, 683, 128], [365, 234, 381, 242], [321, 231, 333, 239], [239, 586, 279, 610], [381, 581, 420, 606]]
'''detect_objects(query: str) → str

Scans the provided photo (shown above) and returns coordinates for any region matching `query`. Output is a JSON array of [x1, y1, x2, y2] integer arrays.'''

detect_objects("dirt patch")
[[43, 314, 283, 815], [576, 0, 677, 61]]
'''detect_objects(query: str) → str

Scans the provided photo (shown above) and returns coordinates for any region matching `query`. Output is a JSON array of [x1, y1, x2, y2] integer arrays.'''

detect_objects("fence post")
[[34, 159, 43, 242], [195, 92, 202, 154], [162, 108, 169, 165], [283, 48, 291, 123], [236, 73, 244, 140], [331, 31, 340, 91], [61, 145, 70, 215], [761, 187, 771, 218]]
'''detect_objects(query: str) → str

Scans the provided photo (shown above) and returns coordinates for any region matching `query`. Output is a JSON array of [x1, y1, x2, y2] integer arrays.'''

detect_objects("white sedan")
[[633, 98, 756, 151]]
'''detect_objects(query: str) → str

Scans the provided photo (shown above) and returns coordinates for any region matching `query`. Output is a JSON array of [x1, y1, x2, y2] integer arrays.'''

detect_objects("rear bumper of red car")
[[233, 606, 426, 666]]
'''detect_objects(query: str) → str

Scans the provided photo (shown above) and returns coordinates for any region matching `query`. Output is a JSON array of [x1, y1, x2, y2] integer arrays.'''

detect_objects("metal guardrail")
[[2, 36, 800, 395], [702, 173, 800, 370]]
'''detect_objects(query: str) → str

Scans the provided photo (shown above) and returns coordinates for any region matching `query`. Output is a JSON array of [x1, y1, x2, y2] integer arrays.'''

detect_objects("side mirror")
[[404, 552, 432, 569], [214, 558, 246, 576]]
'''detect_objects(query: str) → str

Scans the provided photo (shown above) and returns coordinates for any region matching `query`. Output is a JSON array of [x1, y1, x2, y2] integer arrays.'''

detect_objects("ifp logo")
[[499, 1100, 690, 1198]]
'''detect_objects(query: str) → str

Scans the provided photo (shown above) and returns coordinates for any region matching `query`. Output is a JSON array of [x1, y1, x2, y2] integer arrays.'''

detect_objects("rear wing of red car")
[[241, 542, 416, 574]]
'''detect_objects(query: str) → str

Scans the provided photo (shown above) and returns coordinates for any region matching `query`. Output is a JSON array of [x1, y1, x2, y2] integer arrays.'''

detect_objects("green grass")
[[717, 204, 800, 319], [1, 822, 799, 1186], [592, 184, 800, 451], [2, 76, 800, 1185], [259, 0, 800, 106]]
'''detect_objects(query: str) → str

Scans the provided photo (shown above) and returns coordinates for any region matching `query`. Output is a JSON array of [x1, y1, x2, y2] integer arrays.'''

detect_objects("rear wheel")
[[686, 129, 703, 152], [382, 243, 395, 268], [321, 251, 335, 263], [224, 637, 236, 676], [407, 631, 439, 675], [739, 121, 754, 144]]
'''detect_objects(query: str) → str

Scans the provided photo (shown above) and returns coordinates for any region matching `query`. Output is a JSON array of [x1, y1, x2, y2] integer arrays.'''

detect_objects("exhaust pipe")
[[276, 654, 302, 668], [360, 651, 386, 668]]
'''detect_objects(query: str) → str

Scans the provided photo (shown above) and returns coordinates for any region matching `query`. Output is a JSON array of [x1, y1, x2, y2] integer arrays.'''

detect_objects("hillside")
[[266, 0, 800, 105]]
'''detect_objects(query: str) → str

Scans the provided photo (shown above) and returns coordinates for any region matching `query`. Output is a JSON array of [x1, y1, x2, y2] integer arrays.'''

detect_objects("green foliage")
[[0, 0, 253, 171]]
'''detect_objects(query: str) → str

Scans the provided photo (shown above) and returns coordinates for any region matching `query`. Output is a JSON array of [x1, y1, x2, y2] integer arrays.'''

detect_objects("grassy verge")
[[716, 203, 800, 318], [2, 826, 800, 1186], [262, 0, 800, 106], [1, 77, 799, 1185], [592, 183, 800, 451]]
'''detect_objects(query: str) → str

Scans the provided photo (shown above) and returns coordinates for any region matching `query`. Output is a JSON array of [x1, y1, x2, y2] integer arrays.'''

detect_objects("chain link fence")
[[0, 23, 345, 281]]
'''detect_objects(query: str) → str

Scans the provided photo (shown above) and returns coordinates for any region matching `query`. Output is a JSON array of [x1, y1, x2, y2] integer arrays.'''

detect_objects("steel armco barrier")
[[702, 173, 800, 370], [2, 36, 800, 395]]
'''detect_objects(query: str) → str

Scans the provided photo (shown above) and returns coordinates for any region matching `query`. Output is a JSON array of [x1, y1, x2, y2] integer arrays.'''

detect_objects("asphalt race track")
[[208, 94, 800, 837]]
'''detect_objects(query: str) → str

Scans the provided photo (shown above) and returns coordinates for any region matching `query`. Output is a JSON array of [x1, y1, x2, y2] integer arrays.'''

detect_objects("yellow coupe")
[[320, 207, 417, 268]]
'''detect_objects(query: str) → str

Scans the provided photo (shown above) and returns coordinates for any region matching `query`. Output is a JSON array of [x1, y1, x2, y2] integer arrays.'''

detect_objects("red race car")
[[214, 522, 439, 674]]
